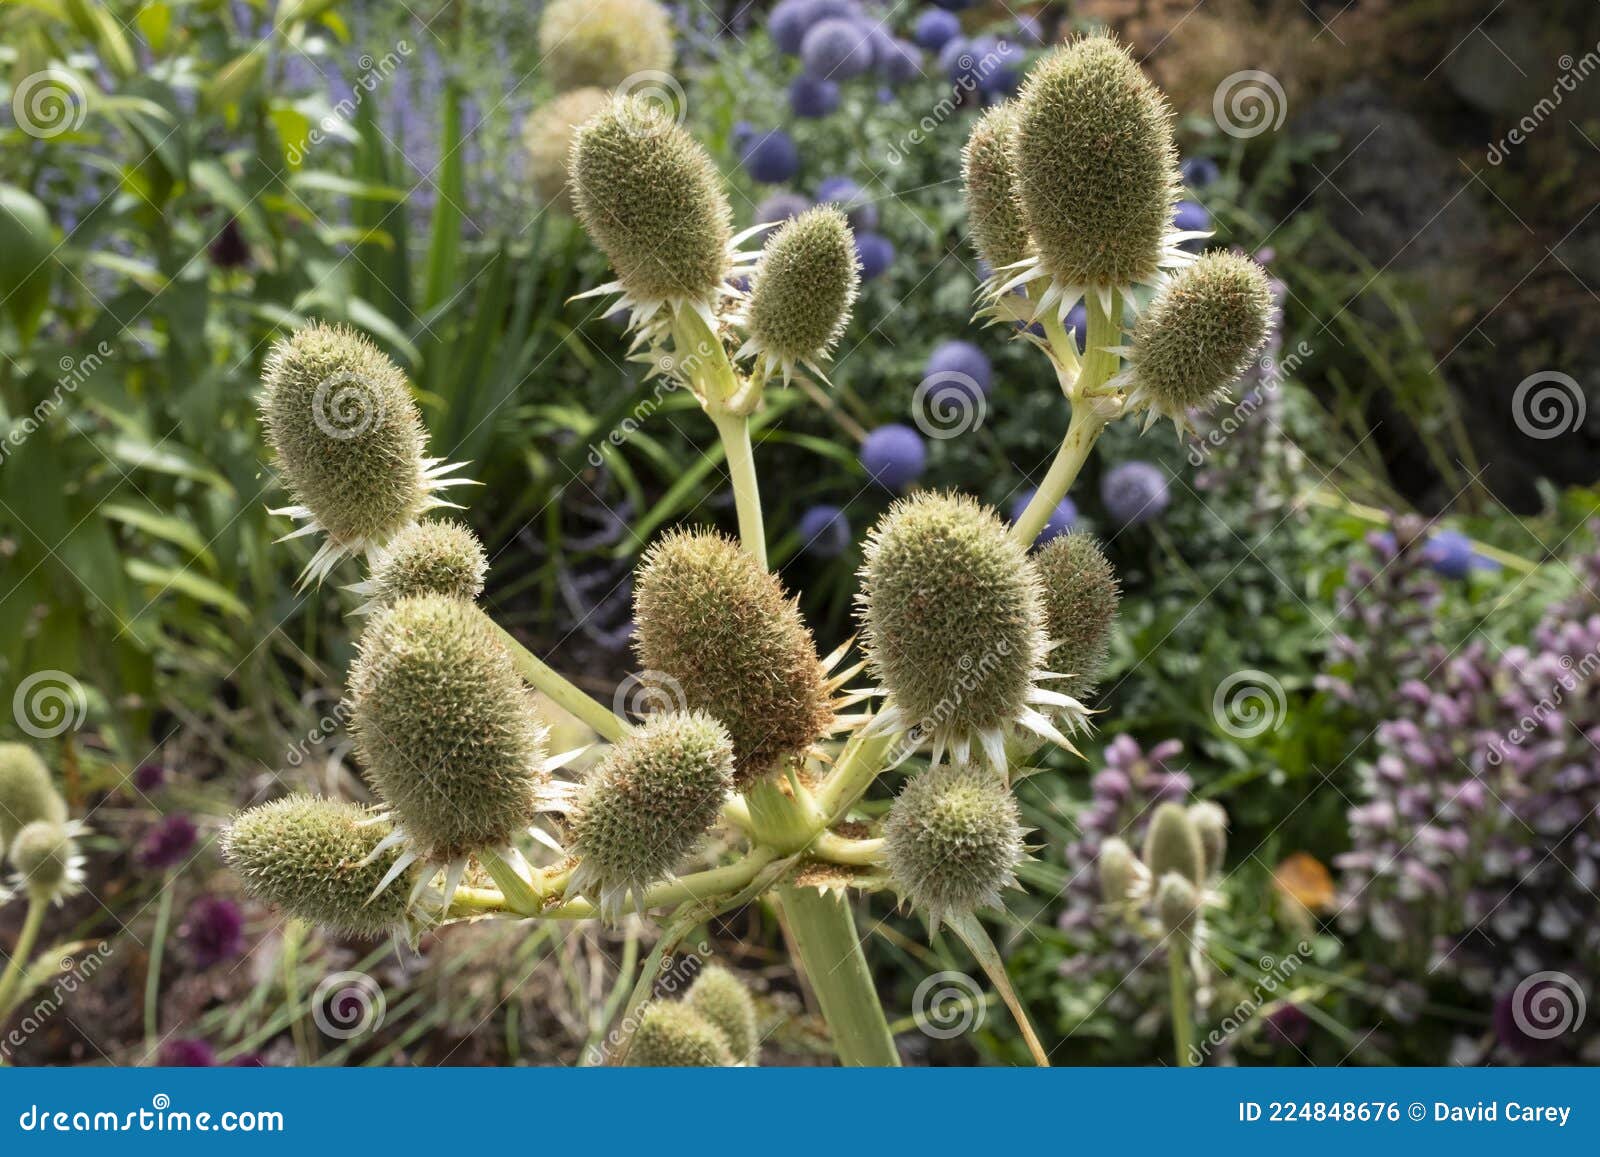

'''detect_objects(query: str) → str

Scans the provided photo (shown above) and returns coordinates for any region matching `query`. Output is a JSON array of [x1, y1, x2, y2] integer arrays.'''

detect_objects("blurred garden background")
[[1, 0, 1598, 1066]]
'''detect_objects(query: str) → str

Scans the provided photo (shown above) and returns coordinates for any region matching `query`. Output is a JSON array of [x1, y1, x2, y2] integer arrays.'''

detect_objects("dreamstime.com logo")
[[1509, 971, 1587, 1041], [912, 970, 986, 1039], [1511, 370, 1585, 440], [313, 370, 387, 441], [17, 1095, 284, 1134], [913, 372, 986, 439], [614, 70, 687, 137], [1213, 70, 1287, 139], [613, 670, 688, 722], [1, 942, 114, 1062], [12, 670, 88, 739], [11, 69, 89, 139], [1212, 669, 1287, 739], [311, 970, 386, 1039]]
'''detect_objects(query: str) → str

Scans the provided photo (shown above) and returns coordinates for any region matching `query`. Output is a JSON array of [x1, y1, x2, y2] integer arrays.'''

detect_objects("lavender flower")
[[1101, 461, 1171, 527], [137, 813, 198, 869], [1421, 529, 1500, 580], [860, 424, 926, 491]]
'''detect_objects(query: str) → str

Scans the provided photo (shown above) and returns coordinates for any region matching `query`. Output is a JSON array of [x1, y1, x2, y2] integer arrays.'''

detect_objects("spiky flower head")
[[962, 102, 1031, 274], [1143, 800, 1205, 888], [354, 519, 487, 613], [1119, 250, 1273, 436], [0, 742, 64, 854], [1188, 800, 1228, 879], [566, 710, 734, 918], [8, 820, 84, 903], [687, 964, 759, 1064], [859, 492, 1081, 772], [1034, 532, 1120, 702], [1003, 36, 1187, 322], [1156, 870, 1200, 938], [522, 86, 611, 213], [633, 530, 833, 786], [260, 323, 469, 585], [537, 0, 675, 92], [626, 1001, 735, 1066], [884, 763, 1026, 931], [350, 596, 553, 870], [737, 206, 859, 382], [1097, 835, 1143, 907], [222, 795, 416, 936]]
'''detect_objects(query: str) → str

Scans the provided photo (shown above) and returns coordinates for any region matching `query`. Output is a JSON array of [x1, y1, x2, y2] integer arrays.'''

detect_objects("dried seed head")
[[1143, 800, 1205, 888], [687, 964, 759, 1063], [633, 530, 832, 786], [537, 0, 675, 92], [962, 102, 1031, 273], [350, 596, 550, 862], [364, 519, 487, 609], [626, 1001, 735, 1066], [223, 795, 415, 936], [1188, 800, 1228, 879], [1156, 870, 1200, 938], [884, 763, 1026, 928], [8, 820, 75, 900], [743, 206, 859, 375], [1097, 835, 1139, 906], [1034, 532, 1119, 701], [1012, 36, 1178, 287], [0, 743, 64, 853], [522, 87, 612, 213]]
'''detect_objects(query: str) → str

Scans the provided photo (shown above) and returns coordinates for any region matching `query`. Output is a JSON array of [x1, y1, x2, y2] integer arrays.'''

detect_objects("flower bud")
[[687, 964, 759, 1064], [522, 87, 611, 213], [350, 595, 551, 862], [884, 763, 1025, 929], [223, 795, 416, 936], [567, 711, 734, 916], [1143, 801, 1205, 888], [962, 102, 1031, 274], [741, 206, 859, 378], [1097, 836, 1139, 906], [1188, 800, 1228, 879], [1034, 532, 1119, 701], [537, 0, 675, 92], [8, 820, 77, 901], [361, 519, 487, 611], [0, 743, 65, 853], [633, 530, 832, 786], [1156, 870, 1200, 938], [627, 1001, 735, 1066]]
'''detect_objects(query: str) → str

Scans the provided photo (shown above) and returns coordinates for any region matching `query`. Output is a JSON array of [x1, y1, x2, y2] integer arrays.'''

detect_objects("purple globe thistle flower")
[[1173, 199, 1210, 234], [182, 895, 246, 969], [731, 120, 758, 152], [160, 1038, 217, 1067], [801, 18, 875, 80], [789, 74, 840, 118], [1010, 489, 1077, 541], [132, 763, 167, 792], [1101, 461, 1172, 526], [879, 38, 924, 86], [137, 813, 198, 869], [913, 8, 961, 51], [755, 191, 812, 225], [741, 130, 801, 184], [796, 504, 852, 559], [769, 0, 819, 55], [1263, 1003, 1312, 1048], [816, 176, 879, 231], [860, 424, 927, 491], [939, 36, 976, 85], [1016, 14, 1045, 44], [854, 232, 895, 280], [1421, 529, 1500, 580], [971, 36, 1023, 96], [1182, 156, 1221, 188], [923, 339, 992, 395], [1064, 301, 1088, 354]]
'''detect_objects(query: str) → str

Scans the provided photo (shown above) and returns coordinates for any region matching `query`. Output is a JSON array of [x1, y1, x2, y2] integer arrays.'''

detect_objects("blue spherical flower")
[[854, 232, 895, 279], [861, 424, 927, 491], [1173, 199, 1210, 233], [1016, 14, 1045, 44], [1009, 489, 1077, 541], [1422, 529, 1500, 580], [797, 503, 852, 558], [732, 120, 757, 150], [802, 18, 875, 80], [924, 339, 992, 395], [770, 0, 815, 55], [816, 176, 879, 231], [1064, 301, 1088, 354], [741, 129, 801, 184], [939, 36, 976, 85], [789, 74, 841, 118], [755, 191, 812, 225], [1101, 461, 1171, 526], [971, 36, 1023, 96], [880, 38, 924, 86], [913, 8, 961, 51], [1181, 155, 1220, 188]]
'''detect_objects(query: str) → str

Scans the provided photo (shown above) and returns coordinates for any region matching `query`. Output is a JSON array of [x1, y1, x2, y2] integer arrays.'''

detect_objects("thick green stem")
[[815, 732, 897, 822], [1169, 949, 1195, 1067], [0, 897, 46, 1019], [779, 885, 900, 1066], [711, 410, 767, 569], [744, 777, 824, 854], [492, 622, 626, 742]]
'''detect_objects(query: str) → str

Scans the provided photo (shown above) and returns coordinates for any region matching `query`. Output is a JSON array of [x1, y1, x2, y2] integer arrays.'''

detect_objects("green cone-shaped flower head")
[[1097, 835, 1140, 907], [1125, 250, 1273, 431], [962, 102, 1031, 274], [9, 820, 77, 900], [627, 1001, 734, 1066], [633, 530, 832, 786], [687, 964, 758, 1064], [1012, 36, 1178, 288], [223, 795, 415, 936], [859, 492, 1048, 766], [1156, 870, 1200, 938], [1188, 800, 1228, 879], [884, 763, 1026, 929], [1143, 801, 1205, 888], [571, 97, 733, 308], [362, 519, 487, 610], [538, 0, 675, 92], [567, 710, 734, 916], [0, 742, 64, 852], [523, 87, 611, 213], [1034, 532, 1120, 701], [350, 595, 550, 862], [742, 206, 859, 378]]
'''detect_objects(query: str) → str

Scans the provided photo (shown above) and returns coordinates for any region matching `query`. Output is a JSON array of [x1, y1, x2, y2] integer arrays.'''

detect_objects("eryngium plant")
[[228, 36, 1277, 1068]]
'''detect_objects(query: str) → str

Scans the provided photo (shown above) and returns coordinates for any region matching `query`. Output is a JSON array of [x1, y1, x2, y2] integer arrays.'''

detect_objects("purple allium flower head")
[[796, 504, 852, 559], [1421, 529, 1499, 580], [880, 38, 924, 86], [801, 18, 875, 80], [133, 763, 167, 792], [939, 36, 976, 84], [182, 895, 246, 969], [913, 8, 961, 51], [1181, 156, 1221, 188], [1064, 301, 1089, 354], [924, 339, 992, 395], [1101, 461, 1171, 526], [208, 218, 250, 270], [854, 232, 895, 280], [1173, 199, 1210, 234], [769, 0, 819, 54], [740, 130, 801, 184], [816, 176, 878, 231], [860, 424, 926, 491], [1010, 490, 1077, 541], [1264, 1004, 1312, 1048], [137, 813, 198, 869], [1493, 987, 1571, 1062], [160, 1038, 217, 1067], [789, 74, 840, 118], [971, 36, 1023, 96], [754, 191, 812, 225]]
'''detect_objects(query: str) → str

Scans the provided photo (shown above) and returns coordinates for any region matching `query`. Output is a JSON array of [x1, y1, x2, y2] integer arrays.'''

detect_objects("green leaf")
[[100, 502, 218, 572], [0, 184, 54, 344], [104, 434, 236, 497], [125, 559, 250, 620], [420, 84, 463, 312]]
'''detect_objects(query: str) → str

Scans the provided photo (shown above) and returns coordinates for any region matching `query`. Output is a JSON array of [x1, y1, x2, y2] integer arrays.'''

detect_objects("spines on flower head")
[[1187, 800, 1228, 879], [353, 518, 487, 613], [537, 0, 675, 92], [260, 322, 470, 585], [222, 795, 416, 936], [626, 1001, 734, 1066], [0, 743, 65, 853], [1143, 800, 1206, 888], [1033, 532, 1120, 702], [8, 820, 84, 904], [632, 530, 834, 786], [884, 763, 1027, 932], [687, 964, 759, 1064], [1118, 250, 1273, 436], [737, 206, 859, 382], [962, 102, 1032, 276], [1155, 869, 1200, 938], [566, 710, 735, 918], [1097, 835, 1145, 907], [522, 87, 611, 213]]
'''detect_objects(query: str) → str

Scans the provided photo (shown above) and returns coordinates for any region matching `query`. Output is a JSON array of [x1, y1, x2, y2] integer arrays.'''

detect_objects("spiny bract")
[[522, 87, 611, 213], [1143, 801, 1206, 888], [566, 710, 735, 917], [633, 530, 833, 786], [361, 519, 487, 610], [350, 595, 550, 862], [571, 97, 734, 309], [687, 964, 759, 1064], [1034, 532, 1120, 701], [741, 206, 859, 379], [537, 0, 675, 92], [222, 795, 416, 936], [1012, 36, 1178, 289], [626, 1001, 735, 1066], [884, 762, 1026, 930], [8, 820, 75, 898], [0, 742, 64, 852], [962, 102, 1032, 274]]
